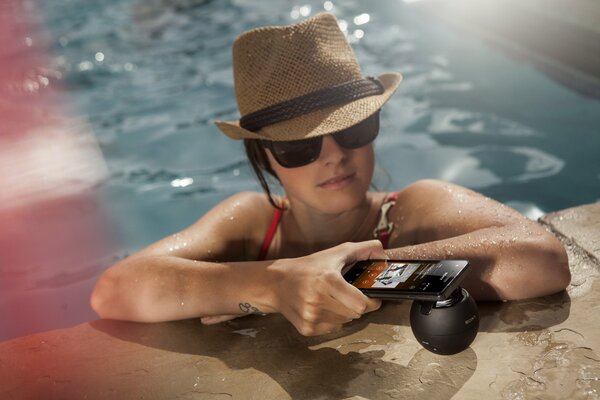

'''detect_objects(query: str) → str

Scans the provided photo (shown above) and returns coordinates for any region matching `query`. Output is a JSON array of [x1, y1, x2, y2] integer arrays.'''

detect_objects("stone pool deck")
[[1, 202, 599, 399]]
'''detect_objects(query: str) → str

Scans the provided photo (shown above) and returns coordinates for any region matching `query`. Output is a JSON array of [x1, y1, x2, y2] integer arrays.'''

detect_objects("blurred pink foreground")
[[0, 1, 113, 340]]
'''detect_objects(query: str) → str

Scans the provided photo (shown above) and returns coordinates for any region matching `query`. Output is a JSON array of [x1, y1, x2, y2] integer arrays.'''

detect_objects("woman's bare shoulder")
[[390, 179, 531, 243], [208, 191, 276, 219], [190, 190, 278, 247], [385, 179, 479, 245], [397, 178, 463, 198], [394, 179, 488, 212], [134, 191, 278, 262]]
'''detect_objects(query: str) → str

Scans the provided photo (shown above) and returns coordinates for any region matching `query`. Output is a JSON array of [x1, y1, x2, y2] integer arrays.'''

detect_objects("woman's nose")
[[319, 135, 347, 165]]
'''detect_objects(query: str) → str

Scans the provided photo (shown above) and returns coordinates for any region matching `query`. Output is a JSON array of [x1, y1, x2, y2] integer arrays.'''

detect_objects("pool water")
[[3, 0, 600, 340]]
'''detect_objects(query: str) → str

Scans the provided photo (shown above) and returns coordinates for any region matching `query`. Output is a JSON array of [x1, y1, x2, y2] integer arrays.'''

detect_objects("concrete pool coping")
[[414, 0, 600, 99], [1, 202, 599, 399]]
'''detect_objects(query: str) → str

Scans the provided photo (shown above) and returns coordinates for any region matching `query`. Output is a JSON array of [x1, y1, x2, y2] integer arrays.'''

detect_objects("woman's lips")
[[318, 173, 356, 189]]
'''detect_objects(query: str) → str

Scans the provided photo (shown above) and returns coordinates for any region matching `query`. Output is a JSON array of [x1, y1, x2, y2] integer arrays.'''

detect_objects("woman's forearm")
[[91, 256, 278, 322], [91, 241, 385, 337], [386, 224, 570, 301]]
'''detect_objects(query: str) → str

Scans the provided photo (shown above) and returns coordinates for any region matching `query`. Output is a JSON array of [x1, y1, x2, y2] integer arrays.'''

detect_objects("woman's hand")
[[269, 240, 386, 336]]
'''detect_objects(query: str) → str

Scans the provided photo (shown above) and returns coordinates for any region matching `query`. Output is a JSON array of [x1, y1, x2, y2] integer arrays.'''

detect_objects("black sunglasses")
[[261, 112, 380, 168]]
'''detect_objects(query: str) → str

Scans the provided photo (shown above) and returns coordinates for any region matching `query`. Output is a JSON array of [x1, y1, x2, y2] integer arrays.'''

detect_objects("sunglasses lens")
[[268, 137, 322, 168], [264, 112, 379, 168], [334, 112, 380, 149]]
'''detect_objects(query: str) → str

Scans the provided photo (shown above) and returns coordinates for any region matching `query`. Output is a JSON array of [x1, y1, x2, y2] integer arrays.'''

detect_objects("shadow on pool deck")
[[82, 288, 570, 400], [90, 312, 477, 400]]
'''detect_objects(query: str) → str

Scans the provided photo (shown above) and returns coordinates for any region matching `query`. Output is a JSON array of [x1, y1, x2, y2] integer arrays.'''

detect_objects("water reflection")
[[471, 146, 564, 183]]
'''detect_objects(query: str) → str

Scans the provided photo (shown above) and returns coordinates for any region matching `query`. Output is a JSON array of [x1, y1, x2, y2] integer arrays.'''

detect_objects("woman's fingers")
[[307, 301, 359, 324], [278, 299, 351, 336], [300, 240, 385, 317], [321, 277, 374, 317], [272, 241, 389, 337], [339, 240, 388, 265], [290, 290, 377, 336], [329, 281, 381, 316], [289, 312, 345, 336], [364, 298, 382, 313]]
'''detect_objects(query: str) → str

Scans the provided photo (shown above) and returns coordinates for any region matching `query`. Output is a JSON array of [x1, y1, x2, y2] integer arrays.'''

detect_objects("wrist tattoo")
[[239, 302, 266, 316]]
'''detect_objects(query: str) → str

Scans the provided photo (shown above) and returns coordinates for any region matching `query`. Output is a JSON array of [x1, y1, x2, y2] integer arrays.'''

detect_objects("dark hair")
[[244, 139, 284, 210]]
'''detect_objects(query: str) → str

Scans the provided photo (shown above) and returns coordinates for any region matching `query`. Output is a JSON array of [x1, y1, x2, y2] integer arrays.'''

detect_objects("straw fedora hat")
[[214, 12, 402, 141]]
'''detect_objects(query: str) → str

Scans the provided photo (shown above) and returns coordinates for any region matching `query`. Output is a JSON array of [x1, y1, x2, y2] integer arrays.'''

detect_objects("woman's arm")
[[91, 242, 383, 335], [91, 192, 382, 335], [387, 179, 570, 301], [91, 191, 269, 321], [91, 255, 278, 322]]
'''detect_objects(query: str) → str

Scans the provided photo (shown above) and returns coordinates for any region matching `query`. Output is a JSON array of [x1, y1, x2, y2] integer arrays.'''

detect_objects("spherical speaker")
[[410, 288, 479, 355]]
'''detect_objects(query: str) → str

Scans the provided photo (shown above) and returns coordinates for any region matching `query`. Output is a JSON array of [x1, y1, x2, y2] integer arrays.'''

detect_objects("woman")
[[91, 12, 570, 336]]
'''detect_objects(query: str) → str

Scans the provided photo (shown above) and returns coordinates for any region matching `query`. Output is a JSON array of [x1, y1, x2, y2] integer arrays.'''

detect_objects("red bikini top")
[[257, 192, 399, 261], [256, 205, 284, 261]]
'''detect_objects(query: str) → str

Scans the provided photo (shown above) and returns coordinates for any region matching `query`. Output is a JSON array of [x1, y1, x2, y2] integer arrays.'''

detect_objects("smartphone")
[[342, 259, 471, 302]]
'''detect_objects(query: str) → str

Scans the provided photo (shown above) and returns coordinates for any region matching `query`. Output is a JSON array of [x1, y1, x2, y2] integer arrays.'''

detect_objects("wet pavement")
[[1, 202, 599, 399]]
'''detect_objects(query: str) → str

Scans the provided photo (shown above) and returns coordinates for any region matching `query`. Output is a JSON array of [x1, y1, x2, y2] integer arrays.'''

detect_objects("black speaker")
[[410, 288, 479, 355]]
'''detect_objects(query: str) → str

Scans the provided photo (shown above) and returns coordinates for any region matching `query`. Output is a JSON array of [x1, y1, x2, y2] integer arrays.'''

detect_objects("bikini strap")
[[373, 192, 399, 249], [257, 206, 284, 261]]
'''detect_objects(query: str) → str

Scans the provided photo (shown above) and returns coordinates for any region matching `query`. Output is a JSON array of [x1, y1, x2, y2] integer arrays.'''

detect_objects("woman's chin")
[[316, 191, 369, 215]]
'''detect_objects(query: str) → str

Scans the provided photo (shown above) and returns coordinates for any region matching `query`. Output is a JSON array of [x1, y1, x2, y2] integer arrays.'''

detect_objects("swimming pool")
[[3, 0, 600, 340]]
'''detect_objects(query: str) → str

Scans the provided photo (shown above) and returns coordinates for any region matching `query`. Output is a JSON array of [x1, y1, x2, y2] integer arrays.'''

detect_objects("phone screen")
[[343, 259, 469, 300]]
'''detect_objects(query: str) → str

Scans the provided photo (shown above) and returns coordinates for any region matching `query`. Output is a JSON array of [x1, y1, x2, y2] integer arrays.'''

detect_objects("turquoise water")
[[4, 0, 599, 339], [37, 0, 600, 252]]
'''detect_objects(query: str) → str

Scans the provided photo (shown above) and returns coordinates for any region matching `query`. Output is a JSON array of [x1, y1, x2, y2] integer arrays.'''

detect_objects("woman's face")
[[266, 134, 375, 214]]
